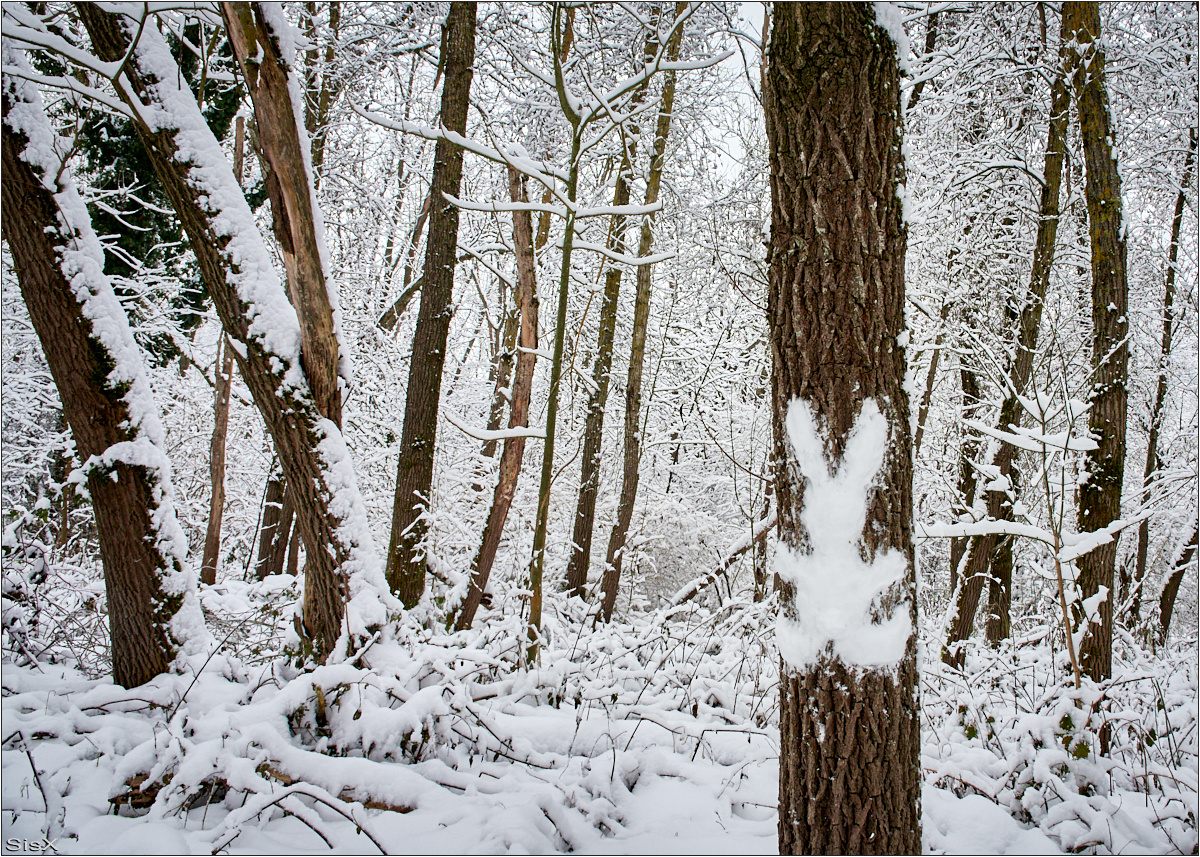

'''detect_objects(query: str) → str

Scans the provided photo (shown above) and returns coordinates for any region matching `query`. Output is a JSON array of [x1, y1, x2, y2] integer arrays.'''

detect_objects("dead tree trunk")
[[453, 168, 540, 630], [1066, 0, 1130, 682], [765, 6, 919, 853], [2, 66, 193, 688], [386, 2, 477, 607]]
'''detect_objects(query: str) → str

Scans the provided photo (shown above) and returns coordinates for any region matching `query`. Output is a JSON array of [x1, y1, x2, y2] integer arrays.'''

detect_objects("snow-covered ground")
[[2, 583, 1196, 855]]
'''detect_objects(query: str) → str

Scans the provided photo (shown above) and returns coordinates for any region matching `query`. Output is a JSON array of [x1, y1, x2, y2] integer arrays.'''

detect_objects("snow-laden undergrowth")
[[2, 568, 1196, 854]]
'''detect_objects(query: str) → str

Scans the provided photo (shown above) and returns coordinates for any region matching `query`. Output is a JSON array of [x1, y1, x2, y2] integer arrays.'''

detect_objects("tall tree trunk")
[[1131, 128, 1196, 622], [386, 2, 476, 607], [78, 4, 392, 661], [765, 7, 919, 854], [1066, 1, 1129, 683], [201, 335, 236, 585], [200, 115, 245, 587], [2, 62, 195, 688], [454, 168, 540, 630], [1158, 526, 1197, 647], [528, 5, 581, 651], [563, 167, 634, 598], [949, 362, 982, 595], [598, 1, 688, 622], [943, 34, 1070, 665]]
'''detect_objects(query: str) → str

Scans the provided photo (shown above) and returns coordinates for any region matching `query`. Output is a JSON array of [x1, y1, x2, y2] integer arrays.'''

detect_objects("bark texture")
[[78, 4, 372, 659], [454, 169, 540, 630], [764, 5, 919, 853], [223, 1, 343, 427], [2, 96, 181, 689], [943, 34, 1070, 665], [386, 2, 476, 606], [1066, 1, 1129, 682]]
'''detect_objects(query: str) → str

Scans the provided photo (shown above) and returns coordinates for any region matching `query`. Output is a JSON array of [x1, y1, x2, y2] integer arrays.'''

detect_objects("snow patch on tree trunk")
[[775, 398, 911, 669]]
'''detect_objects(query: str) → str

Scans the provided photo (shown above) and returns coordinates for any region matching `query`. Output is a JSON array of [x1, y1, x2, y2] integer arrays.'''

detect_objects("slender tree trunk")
[[200, 115, 246, 587], [454, 168, 540, 630], [201, 335, 236, 585], [303, 0, 340, 188], [949, 362, 982, 595], [1066, 1, 1129, 683], [2, 69, 192, 688], [528, 5, 581, 652], [1132, 128, 1196, 622], [79, 4, 389, 661], [386, 2, 477, 607], [598, 1, 688, 621], [765, 7, 919, 853], [943, 36, 1070, 664], [378, 190, 431, 332], [564, 169, 634, 598], [480, 293, 518, 460], [1158, 526, 1197, 647]]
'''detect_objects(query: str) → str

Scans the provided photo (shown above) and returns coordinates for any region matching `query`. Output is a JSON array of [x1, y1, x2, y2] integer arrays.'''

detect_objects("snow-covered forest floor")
[[3, 577, 1195, 854]]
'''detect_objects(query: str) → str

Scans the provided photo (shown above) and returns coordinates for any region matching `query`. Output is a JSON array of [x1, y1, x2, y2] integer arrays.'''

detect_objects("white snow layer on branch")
[[443, 412, 545, 442], [117, 12, 398, 635], [775, 399, 911, 669], [1, 45, 207, 655]]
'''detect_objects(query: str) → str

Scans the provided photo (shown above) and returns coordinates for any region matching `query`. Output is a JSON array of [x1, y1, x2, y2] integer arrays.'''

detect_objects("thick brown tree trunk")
[[78, 4, 387, 660], [1131, 128, 1196, 622], [2, 75, 189, 688], [453, 169, 540, 630], [1066, 1, 1129, 683], [386, 2, 476, 607], [943, 36, 1070, 665], [765, 6, 919, 854], [598, 1, 688, 621]]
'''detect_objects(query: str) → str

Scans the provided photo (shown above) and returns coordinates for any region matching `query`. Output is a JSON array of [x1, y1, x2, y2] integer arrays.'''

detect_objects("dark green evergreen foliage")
[[54, 19, 259, 364]]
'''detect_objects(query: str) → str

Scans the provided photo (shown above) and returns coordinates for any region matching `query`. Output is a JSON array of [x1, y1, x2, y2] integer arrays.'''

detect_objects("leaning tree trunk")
[[386, 2, 477, 607], [599, 0, 688, 622], [2, 59, 197, 688], [1158, 526, 1198, 647], [78, 4, 392, 661], [1131, 128, 1196, 622], [1066, 0, 1129, 683], [453, 168, 540, 631], [765, 6, 919, 854], [943, 34, 1070, 665]]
